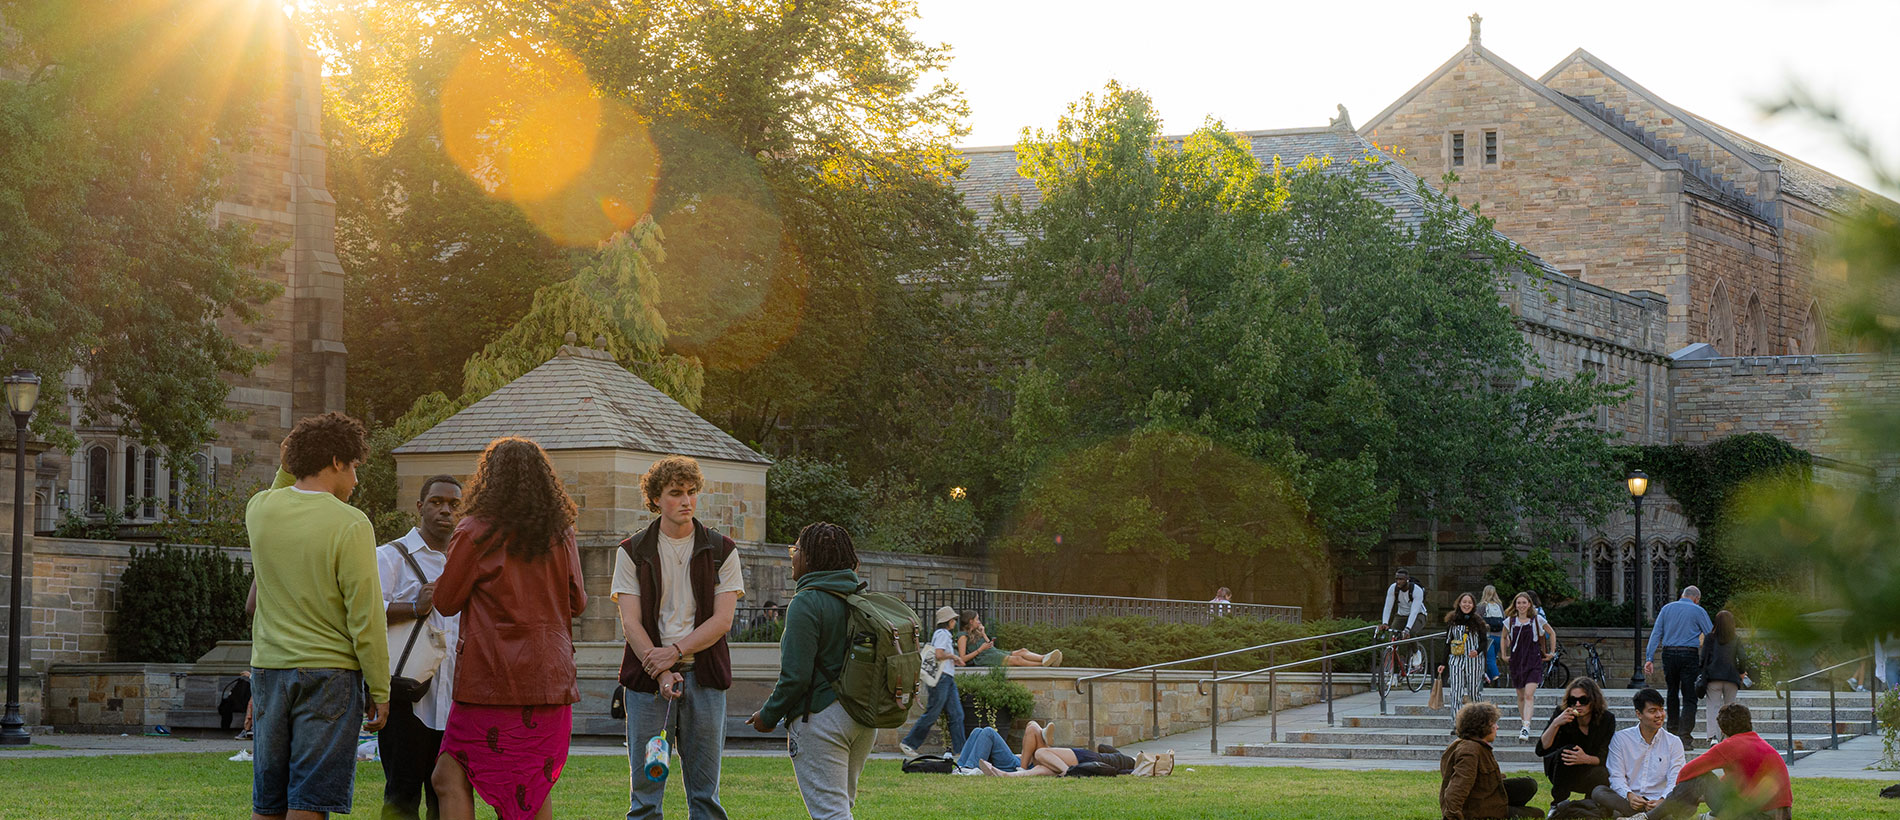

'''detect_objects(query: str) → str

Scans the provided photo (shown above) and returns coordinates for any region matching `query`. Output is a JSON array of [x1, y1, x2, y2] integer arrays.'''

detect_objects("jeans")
[[787, 701, 874, 819], [1660, 647, 1702, 736], [956, 727, 1020, 771], [1486, 632, 1501, 680], [901, 675, 965, 754], [379, 701, 444, 820], [251, 667, 364, 816], [626, 675, 729, 820]]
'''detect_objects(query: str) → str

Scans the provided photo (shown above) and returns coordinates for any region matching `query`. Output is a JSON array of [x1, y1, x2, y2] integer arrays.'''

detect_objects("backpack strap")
[[386, 541, 430, 677], [802, 588, 854, 723]]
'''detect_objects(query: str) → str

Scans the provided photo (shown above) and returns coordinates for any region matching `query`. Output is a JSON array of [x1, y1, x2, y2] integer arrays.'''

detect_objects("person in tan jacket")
[[1440, 702, 1542, 819]]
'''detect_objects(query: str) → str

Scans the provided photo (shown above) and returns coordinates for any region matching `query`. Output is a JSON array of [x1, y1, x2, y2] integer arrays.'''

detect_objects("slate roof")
[[392, 346, 771, 465], [951, 125, 1568, 278], [1690, 117, 1891, 216]]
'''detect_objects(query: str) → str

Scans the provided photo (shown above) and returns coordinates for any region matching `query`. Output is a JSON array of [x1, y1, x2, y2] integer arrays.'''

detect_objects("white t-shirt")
[[376, 528, 458, 731], [610, 528, 745, 658], [931, 628, 957, 678]]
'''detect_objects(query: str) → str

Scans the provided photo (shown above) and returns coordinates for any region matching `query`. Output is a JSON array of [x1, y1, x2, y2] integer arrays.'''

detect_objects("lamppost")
[[1625, 468, 1649, 690], [2, 368, 39, 746]]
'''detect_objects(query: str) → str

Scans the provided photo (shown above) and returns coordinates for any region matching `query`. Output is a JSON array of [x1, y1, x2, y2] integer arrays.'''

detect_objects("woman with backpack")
[[748, 523, 875, 820]]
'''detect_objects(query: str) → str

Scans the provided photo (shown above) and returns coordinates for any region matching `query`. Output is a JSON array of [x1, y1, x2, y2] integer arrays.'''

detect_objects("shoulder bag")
[[385, 545, 447, 704]]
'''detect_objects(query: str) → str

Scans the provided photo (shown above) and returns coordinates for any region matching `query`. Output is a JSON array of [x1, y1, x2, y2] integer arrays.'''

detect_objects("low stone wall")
[[5, 536, 251, 667], [45, 663, 197, 731]]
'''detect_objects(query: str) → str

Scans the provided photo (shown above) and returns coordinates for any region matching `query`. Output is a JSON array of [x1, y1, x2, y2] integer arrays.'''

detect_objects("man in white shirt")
[[1590, 688, 1685, 817], [614, 455, 745, 820], [1382, 569, 1427, 637], [375, 474, 462, 820]]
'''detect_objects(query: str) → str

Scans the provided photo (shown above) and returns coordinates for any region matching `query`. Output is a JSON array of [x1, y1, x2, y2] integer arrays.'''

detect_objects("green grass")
[[0, 753, 1890, 819]]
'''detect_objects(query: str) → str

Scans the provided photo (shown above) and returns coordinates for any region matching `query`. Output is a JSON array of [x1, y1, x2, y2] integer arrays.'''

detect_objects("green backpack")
[[807, 585, 923, 729]]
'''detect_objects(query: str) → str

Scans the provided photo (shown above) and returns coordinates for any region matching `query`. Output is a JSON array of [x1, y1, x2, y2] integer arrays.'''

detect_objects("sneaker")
[[1043, 649, 1064, 667], [1848, 677, 1868, 693], [1518, 725, 1531, 742], [898, 742, 919, 758], [953, 766, 981, 775], [235, 729, 253, 740], [227, 749, 253, 762]]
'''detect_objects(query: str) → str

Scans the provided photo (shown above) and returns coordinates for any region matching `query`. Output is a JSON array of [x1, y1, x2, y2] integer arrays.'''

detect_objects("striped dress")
[[1445, 624, 1486, 709]]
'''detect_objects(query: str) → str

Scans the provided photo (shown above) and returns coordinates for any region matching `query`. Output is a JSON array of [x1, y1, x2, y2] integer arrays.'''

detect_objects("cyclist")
[[1380, 569, 1428, 683]]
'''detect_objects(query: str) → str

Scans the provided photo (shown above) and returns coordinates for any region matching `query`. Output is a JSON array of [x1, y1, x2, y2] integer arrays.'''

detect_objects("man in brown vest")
[[613, 455, 746, 820]]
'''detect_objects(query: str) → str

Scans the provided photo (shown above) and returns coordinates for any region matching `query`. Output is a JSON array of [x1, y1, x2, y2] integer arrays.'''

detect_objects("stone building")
[[20, 15, 344, 535], [952, 20, 1900, 613], [391, 340, 772, 643]]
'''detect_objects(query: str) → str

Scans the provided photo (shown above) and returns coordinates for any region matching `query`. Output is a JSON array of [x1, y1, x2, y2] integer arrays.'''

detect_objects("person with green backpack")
[[749, 522, 922, 820]]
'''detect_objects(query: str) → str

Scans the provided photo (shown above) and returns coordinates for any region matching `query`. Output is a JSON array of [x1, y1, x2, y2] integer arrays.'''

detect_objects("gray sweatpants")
[[787, 701, 875, 820]]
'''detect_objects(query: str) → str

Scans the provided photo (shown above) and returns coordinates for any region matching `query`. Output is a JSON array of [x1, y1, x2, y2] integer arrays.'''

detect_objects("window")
[[1484, 129, 1498, 165], [142, 449, 158, 518], [168, 455, 181, 512], [1744, 293, 1766, 356], [86, 446, 109, 513], [1450, 132, 1465, 167], [1594, 555, 1615, 600], [1797, 301, 1824, 354], [1709, 282, 1734, 355], [189, 454, 211, 515], [1623, 554, 1638, 605], [124, 445, 137, 513], [1651, 554, 1670, 614]]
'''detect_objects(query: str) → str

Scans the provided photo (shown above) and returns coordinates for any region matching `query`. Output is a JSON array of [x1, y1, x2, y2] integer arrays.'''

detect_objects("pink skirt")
[[438, 702, 573, 820]]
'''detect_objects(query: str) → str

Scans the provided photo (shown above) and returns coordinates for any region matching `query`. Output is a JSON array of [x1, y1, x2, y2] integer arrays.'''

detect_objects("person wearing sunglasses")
[[1536, 676, 1617, 811]]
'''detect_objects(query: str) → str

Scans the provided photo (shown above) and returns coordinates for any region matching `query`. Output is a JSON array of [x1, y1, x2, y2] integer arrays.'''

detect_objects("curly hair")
[[1561, 676, 1609, 728], [1443, 591, 1487, 633], [282, 412, 369, 479], [797, 522, 858, 573], [459, 437, 576, 559], [642, 455, 703, 513], [1455, 701, 1500, 741]]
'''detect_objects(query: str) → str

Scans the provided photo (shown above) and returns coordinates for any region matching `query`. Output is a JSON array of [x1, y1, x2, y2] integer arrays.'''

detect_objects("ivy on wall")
[[1631, 433, 1811, 612]]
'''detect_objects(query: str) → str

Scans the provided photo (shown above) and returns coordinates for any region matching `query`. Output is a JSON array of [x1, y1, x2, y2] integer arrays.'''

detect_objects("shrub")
[[1877, 688, 1899, 771], [989, 616, 1381, 673], [956, 664, 1036, 726], [766, 456, 865, 545], [1482, 547, 1578, 605], [1546, 598, 1639, 628], [112, 544, 252, 663]]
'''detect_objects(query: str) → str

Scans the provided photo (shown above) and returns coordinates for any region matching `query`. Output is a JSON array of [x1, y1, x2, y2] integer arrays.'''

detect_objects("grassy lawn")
[[0, 753, 1890, 819]]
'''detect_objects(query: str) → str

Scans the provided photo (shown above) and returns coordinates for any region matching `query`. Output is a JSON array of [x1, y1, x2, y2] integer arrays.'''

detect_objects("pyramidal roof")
[[392, 345, 771, 465]]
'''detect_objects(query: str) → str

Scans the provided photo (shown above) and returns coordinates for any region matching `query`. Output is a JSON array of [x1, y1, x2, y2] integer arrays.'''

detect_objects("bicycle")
[[1377, 627, 1429, 696], [1542, 642, 1571, 687], [1575, 639, 1609, 686]]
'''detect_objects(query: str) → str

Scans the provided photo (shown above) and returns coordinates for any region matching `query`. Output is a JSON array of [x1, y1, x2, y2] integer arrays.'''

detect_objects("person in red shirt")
[[1650, 703, 1791, 820]]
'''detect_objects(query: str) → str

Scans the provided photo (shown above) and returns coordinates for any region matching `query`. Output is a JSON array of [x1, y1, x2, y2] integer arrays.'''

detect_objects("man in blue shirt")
[[1645, 586, 1714, 748]]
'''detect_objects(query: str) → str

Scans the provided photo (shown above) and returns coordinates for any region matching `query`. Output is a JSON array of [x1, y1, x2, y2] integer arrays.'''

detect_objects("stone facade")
[[1670, 353, 1900, 475], [31, 16, 344, 531]]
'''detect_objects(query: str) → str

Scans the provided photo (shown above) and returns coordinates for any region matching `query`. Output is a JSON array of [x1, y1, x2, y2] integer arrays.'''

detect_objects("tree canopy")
[[0, 0, 282, 452]]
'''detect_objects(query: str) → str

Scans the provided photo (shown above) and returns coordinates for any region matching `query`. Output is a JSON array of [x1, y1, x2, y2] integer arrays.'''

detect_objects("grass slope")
[[0, 753, 1888, 819]]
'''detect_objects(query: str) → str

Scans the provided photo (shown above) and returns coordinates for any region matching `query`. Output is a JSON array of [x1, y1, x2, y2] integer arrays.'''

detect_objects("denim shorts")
[[252, 667, 365, 815]]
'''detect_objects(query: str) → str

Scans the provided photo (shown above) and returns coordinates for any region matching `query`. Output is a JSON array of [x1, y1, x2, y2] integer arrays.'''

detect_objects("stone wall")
[[45, 663, 197, 731], [1, 537, 253, 667], [1669, 353, 1900, 475], [1505, 268, 1670, 445], [1362, 47, 1689, 346], [1684, 200, 1802, 356], [1542, 57, 1772, 201]]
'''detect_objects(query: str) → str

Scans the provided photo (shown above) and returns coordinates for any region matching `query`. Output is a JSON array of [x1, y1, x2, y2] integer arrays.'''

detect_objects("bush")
[[1546, 598, 1639, 628], [989, 616, 1381, 673], [112, 544, 252, 663], [956, 664, 1036, 726], [1483, 547, 1578, 605], [1877, 688, 1899, 771], [766, 456, 865, 545]]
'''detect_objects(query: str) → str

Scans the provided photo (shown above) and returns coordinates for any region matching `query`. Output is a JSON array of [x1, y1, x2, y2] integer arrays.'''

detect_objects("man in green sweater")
[[246, 412, 390, 820], [748, 522, 871, 820]]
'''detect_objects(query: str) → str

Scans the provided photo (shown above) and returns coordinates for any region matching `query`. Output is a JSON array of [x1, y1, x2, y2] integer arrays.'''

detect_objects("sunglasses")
[[1566, 696, 1592, 706]]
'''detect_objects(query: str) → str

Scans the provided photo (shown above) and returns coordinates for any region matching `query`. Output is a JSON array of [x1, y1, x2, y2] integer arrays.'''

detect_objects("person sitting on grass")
[[1536, 676, 1616, 807], [1440, 701, 1543, 819], [1591, 688, 1685, 818], [956, 611, 1063, 668], [1647, 703, 1791, 820]]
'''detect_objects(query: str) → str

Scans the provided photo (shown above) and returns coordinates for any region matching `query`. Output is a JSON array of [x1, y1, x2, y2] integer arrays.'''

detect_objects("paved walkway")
[[1116, 688, 1900, 779]]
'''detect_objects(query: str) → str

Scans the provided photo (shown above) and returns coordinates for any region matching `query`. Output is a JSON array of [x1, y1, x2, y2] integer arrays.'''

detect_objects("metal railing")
[[1772, 653, 1874, 765], [912, 588, 1301, 627], [1070, 623, 1379, 748], [727, 607, 785, 641], [1196, 631, 1440, 754]]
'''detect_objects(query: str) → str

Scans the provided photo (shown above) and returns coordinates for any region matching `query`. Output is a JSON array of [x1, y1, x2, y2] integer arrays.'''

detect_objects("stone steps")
[[1226, 741, 1820, 764], [1277, 727, 1837, 753], [1346, 714, 1874, 736]]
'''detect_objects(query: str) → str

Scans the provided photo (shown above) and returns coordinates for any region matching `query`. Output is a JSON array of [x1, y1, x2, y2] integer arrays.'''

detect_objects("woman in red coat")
[[431, 437, 587, 820]]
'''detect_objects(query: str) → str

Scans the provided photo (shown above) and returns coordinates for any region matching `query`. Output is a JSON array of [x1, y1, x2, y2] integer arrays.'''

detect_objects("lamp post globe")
[[3, 368, 40, 746], [1626, 469, 1648, 690]]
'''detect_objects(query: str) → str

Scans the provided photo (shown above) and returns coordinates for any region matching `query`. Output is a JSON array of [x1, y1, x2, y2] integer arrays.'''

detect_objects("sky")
[[909, 0, 1898, 196]]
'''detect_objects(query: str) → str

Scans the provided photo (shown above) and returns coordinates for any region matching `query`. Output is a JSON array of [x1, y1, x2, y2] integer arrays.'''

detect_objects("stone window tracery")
[[1709, 282, 1734, 355]]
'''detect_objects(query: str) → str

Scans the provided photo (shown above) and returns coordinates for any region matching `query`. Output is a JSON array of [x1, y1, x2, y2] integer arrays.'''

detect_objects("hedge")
[[113, 543, 252, 663]]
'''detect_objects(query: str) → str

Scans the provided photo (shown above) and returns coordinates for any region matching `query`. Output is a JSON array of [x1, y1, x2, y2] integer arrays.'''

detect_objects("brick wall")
[[1669, 352, 1900, 475]]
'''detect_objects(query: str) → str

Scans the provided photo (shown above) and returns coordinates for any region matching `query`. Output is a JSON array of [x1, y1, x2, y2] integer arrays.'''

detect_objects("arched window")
[[1623, 548, 1639, 606], [86, 445, 109, 513], [1743, 293, 1766, 355], [1709, 282, 1734, 356], [1651, 550, 1671, 614], [123, 445, 137, 514], [188, 453, 211, 515], [1593, 547, 1615, 601], [1798, 301, 1825, 354], [142, 449, 158, 519]]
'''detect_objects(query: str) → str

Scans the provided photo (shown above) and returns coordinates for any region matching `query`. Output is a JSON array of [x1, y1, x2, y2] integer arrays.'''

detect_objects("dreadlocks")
[[796, 522, 859, 573]]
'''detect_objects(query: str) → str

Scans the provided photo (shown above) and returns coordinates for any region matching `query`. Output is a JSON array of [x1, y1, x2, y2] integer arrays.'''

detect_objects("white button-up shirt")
[[376, 528, 459, 730], [1605, 723, 1685, 800]]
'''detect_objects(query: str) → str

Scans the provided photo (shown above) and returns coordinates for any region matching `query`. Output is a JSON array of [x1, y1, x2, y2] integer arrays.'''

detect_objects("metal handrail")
[[1074, 624, 1381, 748], [1194, 632, 1441, 754], [1772, 653, 1874, 765]]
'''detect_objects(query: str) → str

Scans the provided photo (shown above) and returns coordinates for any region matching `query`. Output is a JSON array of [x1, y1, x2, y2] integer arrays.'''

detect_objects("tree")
[[0, 1, 282, 452], [995, 84, 1628, 592]]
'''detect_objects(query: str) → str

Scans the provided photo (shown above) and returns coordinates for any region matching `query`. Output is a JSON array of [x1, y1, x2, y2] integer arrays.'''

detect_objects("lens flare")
[[655, 189, 808, 370], [441, 38, 599, 204], [513, 101, 661, 247]]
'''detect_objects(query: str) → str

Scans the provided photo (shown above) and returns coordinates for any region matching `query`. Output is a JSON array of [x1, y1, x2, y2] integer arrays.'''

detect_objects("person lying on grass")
[[969, 728, 1136, 777], [956, 611, 1063, 668]]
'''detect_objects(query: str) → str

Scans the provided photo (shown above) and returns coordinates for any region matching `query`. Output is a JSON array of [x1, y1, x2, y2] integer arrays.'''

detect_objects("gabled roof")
[[1537, 49, 1775, 175], [1691, 116, 1893, 216], [392, 345, 771, 465], [956, 144, 1040, 241], [1359, 43, 1683, 175]]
